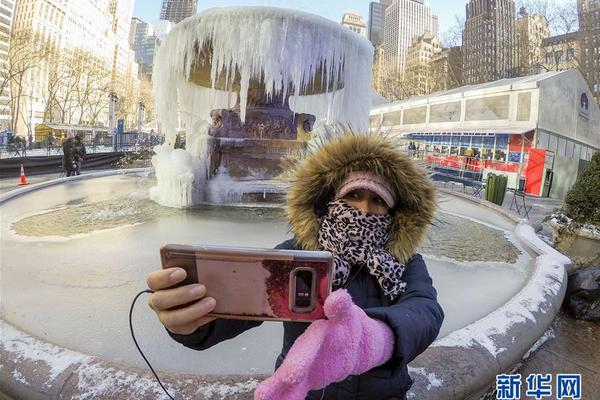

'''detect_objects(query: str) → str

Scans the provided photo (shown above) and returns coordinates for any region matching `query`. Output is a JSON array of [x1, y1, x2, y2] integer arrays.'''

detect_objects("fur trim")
[[286, 133, 436, 264]]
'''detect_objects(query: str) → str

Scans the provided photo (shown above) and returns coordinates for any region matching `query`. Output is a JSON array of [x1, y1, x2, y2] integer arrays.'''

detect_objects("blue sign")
[[117, 119, 124, 135]]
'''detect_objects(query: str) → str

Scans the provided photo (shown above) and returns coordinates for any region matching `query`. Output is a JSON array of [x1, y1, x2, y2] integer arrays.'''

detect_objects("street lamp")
[[137, 101, 145, 133], [108, 92, 118, 151]]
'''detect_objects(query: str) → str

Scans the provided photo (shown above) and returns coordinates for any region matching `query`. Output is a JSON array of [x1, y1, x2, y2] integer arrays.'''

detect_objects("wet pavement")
[[517, 312, 600, 399]]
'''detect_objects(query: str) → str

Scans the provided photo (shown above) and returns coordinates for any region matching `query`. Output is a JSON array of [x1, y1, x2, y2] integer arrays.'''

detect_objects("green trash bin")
[[485, 173, 496, 202], [485, 173, 508, 205]]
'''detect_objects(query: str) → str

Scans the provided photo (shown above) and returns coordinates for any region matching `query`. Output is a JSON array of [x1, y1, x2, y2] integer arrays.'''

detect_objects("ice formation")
[[151, 7, 374, 207], [153, 6, 374, 145]]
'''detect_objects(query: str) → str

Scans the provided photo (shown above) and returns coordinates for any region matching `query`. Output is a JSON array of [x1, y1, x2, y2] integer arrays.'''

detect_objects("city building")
[[463, 0, 516, 84], [432, 14, 439, 37], [429, 46, 463, 93], [515, 7, 550, 76], [368, 0, 393, 48], [159, 0, 196, 24], [11, 0, 137, 137], [405, 32, 442, 96], [130, 17, 160, 80], [370, 70, 600, 199], [341, 11, 367, 37], [0, 0, 15, 131], [383, 0, 434, 75], [541, 32, 580, 72], [108, 0, 135, 88], [373, 44, 386, 92], [578, 0, 600, 107]]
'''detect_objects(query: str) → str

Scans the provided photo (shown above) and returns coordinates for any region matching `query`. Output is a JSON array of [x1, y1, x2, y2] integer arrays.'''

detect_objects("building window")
[[566, 48, 574, 61], [555, 51, 563, 64]]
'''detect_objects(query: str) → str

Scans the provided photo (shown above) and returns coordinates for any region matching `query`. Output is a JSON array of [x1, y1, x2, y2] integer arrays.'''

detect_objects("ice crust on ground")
[[1, 322, 260, 399], [153, 6, 374, 145], [407, 367, 443, 390], [431, 223, 568, 357]]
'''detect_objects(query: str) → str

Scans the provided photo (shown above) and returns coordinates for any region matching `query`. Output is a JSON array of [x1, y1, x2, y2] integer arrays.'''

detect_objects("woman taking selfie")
[[147, 133, 444, 400]]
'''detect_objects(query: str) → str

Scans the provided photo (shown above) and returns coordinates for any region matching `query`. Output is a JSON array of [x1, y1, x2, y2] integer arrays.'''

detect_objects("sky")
[[133, 0, 464, 37]]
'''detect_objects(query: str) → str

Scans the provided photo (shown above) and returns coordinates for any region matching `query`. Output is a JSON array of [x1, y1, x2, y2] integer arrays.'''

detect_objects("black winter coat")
[[169, 238, 444, 400], [62, 139, 80, 171]]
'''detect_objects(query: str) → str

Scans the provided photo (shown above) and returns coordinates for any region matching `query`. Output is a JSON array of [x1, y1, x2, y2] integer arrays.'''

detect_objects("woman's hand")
[[146, 267, 217, 335], [254, 290, 394, 400]]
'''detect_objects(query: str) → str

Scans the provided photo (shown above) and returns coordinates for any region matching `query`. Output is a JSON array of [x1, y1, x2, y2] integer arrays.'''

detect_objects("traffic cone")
[[19, 163, 28, 185]]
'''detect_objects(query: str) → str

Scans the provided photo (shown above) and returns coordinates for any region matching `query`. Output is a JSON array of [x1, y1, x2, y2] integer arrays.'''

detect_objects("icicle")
[[153, 6, 374, 137]]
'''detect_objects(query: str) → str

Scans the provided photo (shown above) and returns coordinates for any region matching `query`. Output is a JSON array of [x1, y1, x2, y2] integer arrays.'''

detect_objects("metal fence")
[[0, 132, 164, 159]]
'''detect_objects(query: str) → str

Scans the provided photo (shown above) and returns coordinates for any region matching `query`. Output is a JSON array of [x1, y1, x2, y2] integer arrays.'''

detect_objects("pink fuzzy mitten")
[[254, 289, 394, 400]]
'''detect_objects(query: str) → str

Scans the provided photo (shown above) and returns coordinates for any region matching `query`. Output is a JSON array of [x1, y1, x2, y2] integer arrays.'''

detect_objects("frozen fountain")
[[150, 7, 374, 207]]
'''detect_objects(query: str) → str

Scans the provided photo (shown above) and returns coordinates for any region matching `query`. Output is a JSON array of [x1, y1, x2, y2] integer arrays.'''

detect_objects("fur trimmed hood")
[[286, 133, 436, 264]]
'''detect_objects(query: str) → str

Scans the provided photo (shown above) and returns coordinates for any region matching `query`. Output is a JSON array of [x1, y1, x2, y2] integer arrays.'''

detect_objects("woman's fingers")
[[146, 267, 187, 291], [157, 296, 217, 332], [148, 283, 207, 311], [165, 315, 217, 335]]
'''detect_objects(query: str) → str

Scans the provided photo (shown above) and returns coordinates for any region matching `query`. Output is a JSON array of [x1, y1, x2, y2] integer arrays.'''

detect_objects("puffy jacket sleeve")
[[167, 238, 296, 350], [364, 254, 444, 365]]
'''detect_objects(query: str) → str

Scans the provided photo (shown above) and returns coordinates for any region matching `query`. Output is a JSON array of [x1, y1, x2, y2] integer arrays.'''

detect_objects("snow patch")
[[1, 322, 91, 386], [522, 327, 555, 360], [12, 369, 29, 385], [408, 366, 443, 390]]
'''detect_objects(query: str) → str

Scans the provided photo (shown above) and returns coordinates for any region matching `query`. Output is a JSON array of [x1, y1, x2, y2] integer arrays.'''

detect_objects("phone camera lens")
[[295, 270, 313, 308]]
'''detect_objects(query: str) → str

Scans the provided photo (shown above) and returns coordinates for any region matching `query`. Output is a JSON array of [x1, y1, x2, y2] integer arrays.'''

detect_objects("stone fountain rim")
[[0, 170, 570, 400]]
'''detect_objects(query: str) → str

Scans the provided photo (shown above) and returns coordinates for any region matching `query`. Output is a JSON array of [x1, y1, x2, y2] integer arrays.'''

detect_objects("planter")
[[550, 219, 600, 269]]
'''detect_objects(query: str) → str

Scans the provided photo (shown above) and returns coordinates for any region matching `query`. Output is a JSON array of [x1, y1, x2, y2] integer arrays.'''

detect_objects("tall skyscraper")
[[341, 11, 367, 37], [160, 0, 197, 24], [130, 17, 166, 80], [515, 6, 550, 76], [0, 0, 15, 130], [368, 0, 393, 48], [383, 0, 434, 75], [578, 0, 600, 106], [463, 0, 516, 84]]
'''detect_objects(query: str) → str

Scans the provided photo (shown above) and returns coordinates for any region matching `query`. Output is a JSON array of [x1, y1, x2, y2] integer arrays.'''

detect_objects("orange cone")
[[19, 163, 28, 185]]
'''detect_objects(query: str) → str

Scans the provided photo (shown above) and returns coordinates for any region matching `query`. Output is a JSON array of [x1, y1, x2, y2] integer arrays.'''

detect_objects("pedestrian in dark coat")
[[62, 131, 79, 177], [146, 133, 443, 400]]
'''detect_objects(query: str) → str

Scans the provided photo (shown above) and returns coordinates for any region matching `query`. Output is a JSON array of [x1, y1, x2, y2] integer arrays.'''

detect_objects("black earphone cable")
[[129, 289, 176, 400]]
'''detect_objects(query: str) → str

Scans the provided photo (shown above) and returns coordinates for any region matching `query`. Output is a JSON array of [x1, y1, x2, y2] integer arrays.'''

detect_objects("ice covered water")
[[1, 174, 533, 374]]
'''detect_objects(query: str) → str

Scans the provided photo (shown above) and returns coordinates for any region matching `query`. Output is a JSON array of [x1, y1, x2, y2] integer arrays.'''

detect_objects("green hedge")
[[564, 151, 600, 226]]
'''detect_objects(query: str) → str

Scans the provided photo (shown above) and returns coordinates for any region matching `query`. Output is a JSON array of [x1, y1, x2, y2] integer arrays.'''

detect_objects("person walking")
[[146, 133, 443, 400], [62, 132, 79, 177], [74, 133, 87, 175]]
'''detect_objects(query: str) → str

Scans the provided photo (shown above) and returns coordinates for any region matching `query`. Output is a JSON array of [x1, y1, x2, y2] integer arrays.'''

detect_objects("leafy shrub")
[[564, 151, 600, 226]]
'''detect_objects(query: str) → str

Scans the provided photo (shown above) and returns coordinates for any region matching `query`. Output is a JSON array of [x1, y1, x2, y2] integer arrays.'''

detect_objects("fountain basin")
[[0, 171, 569, 399]]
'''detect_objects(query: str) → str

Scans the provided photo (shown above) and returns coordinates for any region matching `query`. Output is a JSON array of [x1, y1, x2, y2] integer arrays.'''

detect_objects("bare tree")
[[3, 31, 50, 133], [440, 15, 466, 49], [519, 0, 578, 35], [375, 64, 422, 101], [115, 73, 140, 130], [138, 76, 155, 128]]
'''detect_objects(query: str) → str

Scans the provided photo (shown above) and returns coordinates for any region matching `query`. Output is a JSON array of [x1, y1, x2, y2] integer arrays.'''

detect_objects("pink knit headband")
[[335, 171, 396, 208]]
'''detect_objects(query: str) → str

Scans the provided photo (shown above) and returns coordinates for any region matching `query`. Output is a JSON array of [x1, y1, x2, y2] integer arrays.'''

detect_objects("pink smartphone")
[[160, 244, 334, 322]]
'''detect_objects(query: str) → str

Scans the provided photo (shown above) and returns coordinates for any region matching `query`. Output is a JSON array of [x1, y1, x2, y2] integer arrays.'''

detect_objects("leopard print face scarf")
[[317, 199, 407, 301]]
